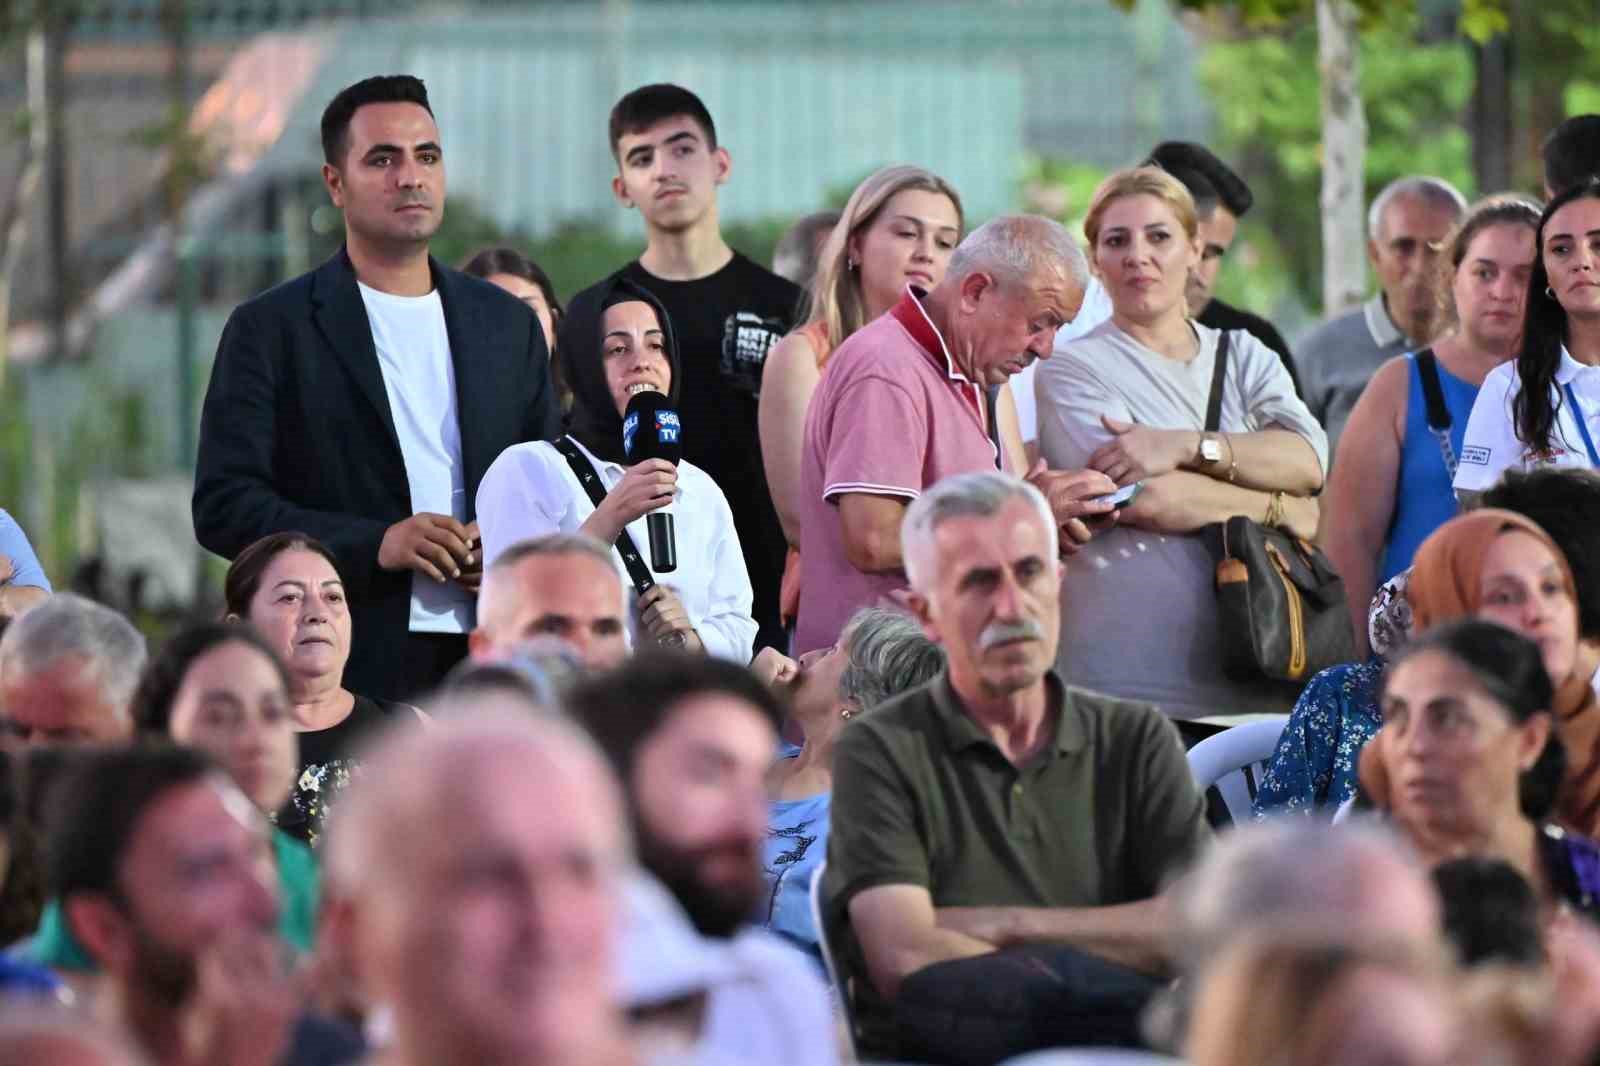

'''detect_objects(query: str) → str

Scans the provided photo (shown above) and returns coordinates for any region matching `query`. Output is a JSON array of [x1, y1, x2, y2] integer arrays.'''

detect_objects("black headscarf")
[[564, 276, 684, 464]]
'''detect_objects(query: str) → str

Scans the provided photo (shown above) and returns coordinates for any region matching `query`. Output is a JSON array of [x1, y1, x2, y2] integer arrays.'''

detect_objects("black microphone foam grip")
[[622, 390, 683, 466]]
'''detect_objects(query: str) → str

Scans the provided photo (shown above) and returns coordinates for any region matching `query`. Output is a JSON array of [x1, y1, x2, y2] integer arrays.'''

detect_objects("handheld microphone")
[[622, 389, 682, 573]]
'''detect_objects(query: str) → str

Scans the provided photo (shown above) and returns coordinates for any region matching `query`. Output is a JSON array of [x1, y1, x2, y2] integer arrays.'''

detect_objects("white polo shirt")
[[359, 282, 474, 634], [1453, 346, 1600, 494]]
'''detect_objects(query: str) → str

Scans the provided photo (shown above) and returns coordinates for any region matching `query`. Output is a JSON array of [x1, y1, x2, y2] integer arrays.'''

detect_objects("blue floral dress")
[[1252, 659, 1385, 818]]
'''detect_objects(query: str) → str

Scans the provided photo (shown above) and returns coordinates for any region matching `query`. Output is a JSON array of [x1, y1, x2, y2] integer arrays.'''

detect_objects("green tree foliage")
[[1199, 15, 1473, 314]]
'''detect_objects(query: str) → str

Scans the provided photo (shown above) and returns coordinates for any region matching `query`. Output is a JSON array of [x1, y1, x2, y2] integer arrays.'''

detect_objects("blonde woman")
[[759, 166, 1013, 625], [1036, 166, 1328, 718]]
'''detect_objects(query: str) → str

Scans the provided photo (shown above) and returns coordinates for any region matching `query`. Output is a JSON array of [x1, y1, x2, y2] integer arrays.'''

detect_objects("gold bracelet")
[[1224, 433, 1237, 483], [1265, 491, 1286, 528]]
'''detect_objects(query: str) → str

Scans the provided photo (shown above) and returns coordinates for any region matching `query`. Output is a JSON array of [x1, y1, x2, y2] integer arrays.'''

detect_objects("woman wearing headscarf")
[[476, 278, 757, 662], [1256, 509, 1600, 828]]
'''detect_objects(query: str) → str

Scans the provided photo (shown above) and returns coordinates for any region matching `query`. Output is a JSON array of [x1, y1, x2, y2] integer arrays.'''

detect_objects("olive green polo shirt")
[[824, 669, 1208, 988]]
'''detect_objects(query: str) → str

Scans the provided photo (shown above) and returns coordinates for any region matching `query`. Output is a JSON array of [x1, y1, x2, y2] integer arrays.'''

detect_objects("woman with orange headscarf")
[[1354, 510, 1600, 921], [1258, 508, 1600, 821]]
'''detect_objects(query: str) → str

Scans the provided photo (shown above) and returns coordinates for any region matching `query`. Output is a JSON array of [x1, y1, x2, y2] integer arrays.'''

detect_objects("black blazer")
[[193, 249, 559, 698]]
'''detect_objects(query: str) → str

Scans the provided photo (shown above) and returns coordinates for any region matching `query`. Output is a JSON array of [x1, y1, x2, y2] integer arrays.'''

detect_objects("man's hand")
[[0, 554, 13, 585], [751, 647, 800, 688], [1088, 417, 1192, 485], [1023, 461, 1117, 556], [179, 930, 300, 1066], [638, 585, 703, 652], [453, 520, 483, 594], [377, 513, 475, 582], [1024, 461, 1117, 525]]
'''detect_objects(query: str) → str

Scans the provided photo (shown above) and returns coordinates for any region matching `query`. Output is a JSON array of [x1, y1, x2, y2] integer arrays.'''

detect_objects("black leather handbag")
[[1205, 332, 1355, 682]]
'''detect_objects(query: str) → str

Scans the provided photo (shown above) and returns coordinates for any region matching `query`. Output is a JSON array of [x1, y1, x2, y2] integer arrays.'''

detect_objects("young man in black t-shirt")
[[560, 84, 801, 653]]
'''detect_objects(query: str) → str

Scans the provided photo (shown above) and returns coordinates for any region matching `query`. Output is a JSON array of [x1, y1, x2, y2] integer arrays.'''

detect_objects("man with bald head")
[[468, 533, 630, 670], [1298, 175, 1467, 459], [824, 471, 1207, 1061], [0, 592, 144, 747], [795, 215, 1118, 654], [324, 708, 638, 1066]]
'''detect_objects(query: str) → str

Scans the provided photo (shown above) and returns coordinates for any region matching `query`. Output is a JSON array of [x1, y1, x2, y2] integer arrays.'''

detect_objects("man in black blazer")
[[194, 75, 559, 702]]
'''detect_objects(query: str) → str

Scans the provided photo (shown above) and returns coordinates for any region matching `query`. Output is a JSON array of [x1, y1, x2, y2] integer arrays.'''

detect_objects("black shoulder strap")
[[1414, 347, 1450, 430], [984, 384, 1004, 470], [552, 436, 657, 598], [1205, 330, 1231, 433]]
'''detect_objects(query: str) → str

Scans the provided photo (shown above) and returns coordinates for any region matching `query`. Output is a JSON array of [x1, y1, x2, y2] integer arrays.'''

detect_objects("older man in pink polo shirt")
[[794, 215, 1114, 654]]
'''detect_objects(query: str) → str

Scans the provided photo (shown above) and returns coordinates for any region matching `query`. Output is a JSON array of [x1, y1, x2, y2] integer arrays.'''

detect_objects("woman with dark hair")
[[1257, 506, 1600, 820], [1456, 180, 1600, 503], [1359, 619, 1600, 918], [225, 531, 407, 845], [27, 621, 319, 971], [476, 279, 756, 661], [1326, 195, 1540, 656], [461, 246, 568, 411]]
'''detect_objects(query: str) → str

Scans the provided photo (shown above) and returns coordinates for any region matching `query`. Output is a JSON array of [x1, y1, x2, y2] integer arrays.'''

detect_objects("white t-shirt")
[[1453, 346, 1600, 493], [475, 437, 757, 663], [359, 282, 473, 634], [1008, 276, 1113, 443]]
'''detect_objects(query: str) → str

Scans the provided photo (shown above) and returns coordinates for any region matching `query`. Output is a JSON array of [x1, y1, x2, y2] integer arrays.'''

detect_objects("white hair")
[[945, 214, 1090, 292], [901, 472, 1058, 591], [479, 533, 631, 633], [1366, 176, 1468, 241], [0, 592, 146, 712]]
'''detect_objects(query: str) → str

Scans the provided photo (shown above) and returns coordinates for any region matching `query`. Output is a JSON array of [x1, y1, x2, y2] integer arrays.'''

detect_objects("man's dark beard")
[[634, 817, 765, 940]]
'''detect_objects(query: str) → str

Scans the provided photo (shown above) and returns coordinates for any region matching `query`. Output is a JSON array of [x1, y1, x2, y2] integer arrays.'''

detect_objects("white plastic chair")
[[1000, 1050, 1186, 1065], [1186, 715, 1289, 823], [809, 861, 858, 1061]]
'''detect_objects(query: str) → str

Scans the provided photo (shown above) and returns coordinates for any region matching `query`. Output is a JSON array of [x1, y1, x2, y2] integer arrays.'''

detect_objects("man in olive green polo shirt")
[[824, 470, 1209, 1060]]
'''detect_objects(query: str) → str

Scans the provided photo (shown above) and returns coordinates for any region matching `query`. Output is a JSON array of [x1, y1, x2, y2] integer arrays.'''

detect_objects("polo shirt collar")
[[890, 286, 975, 386], [1363, 293, 1411, 348], [1557, 346, 1589, 386], [931, 670, 1085, 757]]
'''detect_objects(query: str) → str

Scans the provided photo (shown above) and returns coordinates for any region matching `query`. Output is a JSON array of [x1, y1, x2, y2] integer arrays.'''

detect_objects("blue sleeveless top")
[[1379, 353, 1479, 582]]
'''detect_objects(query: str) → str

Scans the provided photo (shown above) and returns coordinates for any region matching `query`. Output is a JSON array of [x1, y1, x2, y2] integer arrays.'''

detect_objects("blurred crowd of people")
[[6, 73, 1600, 1066]]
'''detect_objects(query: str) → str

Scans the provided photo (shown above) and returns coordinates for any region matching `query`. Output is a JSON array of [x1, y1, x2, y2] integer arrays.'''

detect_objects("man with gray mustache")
[[823, 471, 1209, 1063]]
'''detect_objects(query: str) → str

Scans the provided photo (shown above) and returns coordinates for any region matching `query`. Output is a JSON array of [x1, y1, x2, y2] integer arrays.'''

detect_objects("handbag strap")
[[1414, 347, 1459, 479], [553, 436, 657, 598], [1564, 383, 1600, 467], [1205, 330, 1232, 433]]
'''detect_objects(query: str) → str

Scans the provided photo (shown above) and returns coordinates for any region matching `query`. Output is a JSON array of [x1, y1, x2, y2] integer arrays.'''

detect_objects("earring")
[[848, 259, 859, 272], [841, 708, 854, 721], [1547, 286, 1556, 299]]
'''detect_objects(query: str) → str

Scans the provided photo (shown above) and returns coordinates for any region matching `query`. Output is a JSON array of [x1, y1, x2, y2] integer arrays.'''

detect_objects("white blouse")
[[1453, 347, 1600, 494], [476, 437, 757, 663]]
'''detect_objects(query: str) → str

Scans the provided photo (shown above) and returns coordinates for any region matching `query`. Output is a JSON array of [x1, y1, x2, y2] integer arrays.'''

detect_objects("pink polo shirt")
[[793, 288, 1006, 654]]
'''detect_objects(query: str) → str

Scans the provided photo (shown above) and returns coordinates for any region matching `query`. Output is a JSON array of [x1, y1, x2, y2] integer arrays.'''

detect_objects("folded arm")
[[936, 894, 1175, 976], [1122, 471, 1318, 539], [837, 493, 909, 574], [849, 884, 997, 1002]]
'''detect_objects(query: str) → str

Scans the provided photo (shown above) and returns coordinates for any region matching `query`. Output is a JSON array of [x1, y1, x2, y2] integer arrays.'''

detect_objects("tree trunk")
[[0, 28, 49, 392], [1317, 0, 1367, 316], [1470, 34, 1513, 194]]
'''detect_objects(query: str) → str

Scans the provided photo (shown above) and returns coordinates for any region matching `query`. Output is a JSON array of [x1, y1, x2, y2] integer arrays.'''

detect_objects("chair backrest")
[[1186, 715, 1289, 824], [999, 1049, 1186, 1066], [810, 860, 858, 1061]]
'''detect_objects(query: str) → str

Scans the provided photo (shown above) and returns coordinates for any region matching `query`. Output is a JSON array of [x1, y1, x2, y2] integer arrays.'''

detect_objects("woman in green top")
[[30, 622, 319, 969]]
